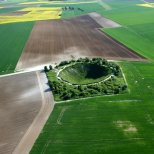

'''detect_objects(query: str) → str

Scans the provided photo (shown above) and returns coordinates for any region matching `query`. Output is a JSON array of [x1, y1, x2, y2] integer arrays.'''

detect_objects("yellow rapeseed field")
[[137, 3, 154, 8], [0, 7, 62, 24], [20, 1, 97, 5]]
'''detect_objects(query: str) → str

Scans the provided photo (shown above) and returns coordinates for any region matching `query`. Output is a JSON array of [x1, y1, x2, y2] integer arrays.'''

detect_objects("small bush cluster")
[[44, 65, 53, 72], [62, 6, 84, 12]]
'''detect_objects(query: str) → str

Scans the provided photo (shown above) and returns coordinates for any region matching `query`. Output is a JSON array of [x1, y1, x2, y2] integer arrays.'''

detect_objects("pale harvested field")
[[16, 15, 146, 70], [88, 12, 121, 28], [0, 72, 42, 154]]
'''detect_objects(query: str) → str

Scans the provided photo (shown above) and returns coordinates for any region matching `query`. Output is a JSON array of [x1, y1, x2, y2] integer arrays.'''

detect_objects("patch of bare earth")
[[114, 120, 137, 136], [16, 14, 146, 70], [0, 72, 41, 154], [88, 12, 121, 28]]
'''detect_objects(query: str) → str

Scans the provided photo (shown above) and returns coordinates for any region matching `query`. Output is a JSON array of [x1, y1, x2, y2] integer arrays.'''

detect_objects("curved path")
[[0, 71, 41, 154], [13, 71, 55, 154], [56, 64, 114, 86]]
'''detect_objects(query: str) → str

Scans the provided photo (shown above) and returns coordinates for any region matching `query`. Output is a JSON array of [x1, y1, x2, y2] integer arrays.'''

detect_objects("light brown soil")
[[0, 72, 42, 154], [13, 71, 55, 154], [88, 12, 121, 28], [0, 71, 54, 154], [16, 15, 146, 70]]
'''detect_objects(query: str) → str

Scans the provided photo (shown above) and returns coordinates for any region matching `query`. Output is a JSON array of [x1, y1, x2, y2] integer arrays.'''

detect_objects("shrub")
[[59, 61, 70, 67], [122, 85, 127, 91], [49, 65, 53, 70], [114, 88, 120, 94], [44, 66, 48, 72]]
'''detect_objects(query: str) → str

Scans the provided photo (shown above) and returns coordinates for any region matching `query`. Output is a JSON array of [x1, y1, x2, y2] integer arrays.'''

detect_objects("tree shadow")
[[40, 70, 45, 73], [44, 88, 51, 92]]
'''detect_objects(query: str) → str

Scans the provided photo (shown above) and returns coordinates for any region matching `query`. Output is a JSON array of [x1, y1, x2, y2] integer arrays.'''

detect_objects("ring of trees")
[[57, 59, 119, 85], [45, 57, 127, 101]]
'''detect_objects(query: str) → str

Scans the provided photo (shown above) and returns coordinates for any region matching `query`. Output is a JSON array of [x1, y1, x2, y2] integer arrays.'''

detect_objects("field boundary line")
[[15, 21, 35, 71], [0, 63, 52, 78], [57, 107, 69, 125], [56, 94, 134, 104], [97, 0, 112, 10], [97, 28, 148, 61], [57, 98, 142, 104]]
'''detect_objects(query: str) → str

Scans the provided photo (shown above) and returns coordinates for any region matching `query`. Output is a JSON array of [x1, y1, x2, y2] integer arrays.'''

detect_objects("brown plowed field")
[[0, 72, 42, 154], [13, 71, 55, 154], [16, 15, 146, 70]]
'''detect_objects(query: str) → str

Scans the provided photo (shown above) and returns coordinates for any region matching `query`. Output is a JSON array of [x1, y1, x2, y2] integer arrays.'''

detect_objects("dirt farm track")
[[16, 14, 146, 70], [0, 71, 54, 154]]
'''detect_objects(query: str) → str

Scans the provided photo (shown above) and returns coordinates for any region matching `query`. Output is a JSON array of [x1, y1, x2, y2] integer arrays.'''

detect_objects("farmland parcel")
[[16, 15, 146, 70], [0, 22, 33, 74], [0, 0, 154, 154], [31, 61, 154, 154], [0, 72, 42, 154]]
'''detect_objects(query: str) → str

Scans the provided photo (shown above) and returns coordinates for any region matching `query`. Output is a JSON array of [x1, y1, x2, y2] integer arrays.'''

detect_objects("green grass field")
[[103, 26, 154, 60], [0, 0, 154, 153], [0, 22, 34, 74], [1, 0, 154, 73], [51, 0, 154, 61], [0, 7, 24, 13], [44, 0, 154, 61], [41, 2, 104, 19], [61, 3, 104, 19], [29, 1, 154, 153], [30, 61, 154, 154], [0, 0, 31, 5], [101, 0, 154, 61]]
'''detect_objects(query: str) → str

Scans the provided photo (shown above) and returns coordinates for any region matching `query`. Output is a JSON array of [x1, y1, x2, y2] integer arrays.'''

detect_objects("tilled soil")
[[0, 72, 42, 154], [16, 15, 146, 70]]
